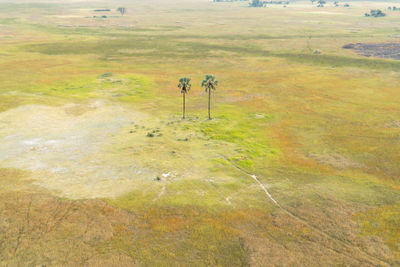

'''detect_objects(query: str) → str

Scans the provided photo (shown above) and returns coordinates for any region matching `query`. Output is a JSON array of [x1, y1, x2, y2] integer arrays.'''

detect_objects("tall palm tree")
[[178, 77, 191, 119], [201, 75, 218, 120]]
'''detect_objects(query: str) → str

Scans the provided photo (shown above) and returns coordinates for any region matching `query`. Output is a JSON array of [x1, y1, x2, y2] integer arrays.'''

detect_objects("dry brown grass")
[[0, 191, 137, 266]]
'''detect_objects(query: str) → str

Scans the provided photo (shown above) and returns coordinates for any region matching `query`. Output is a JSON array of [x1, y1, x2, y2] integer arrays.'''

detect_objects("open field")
[[0, 0, 399, 265]]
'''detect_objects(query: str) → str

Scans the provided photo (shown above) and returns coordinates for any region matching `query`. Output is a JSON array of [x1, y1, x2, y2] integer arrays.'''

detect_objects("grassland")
[[0, 0, 399, 265]]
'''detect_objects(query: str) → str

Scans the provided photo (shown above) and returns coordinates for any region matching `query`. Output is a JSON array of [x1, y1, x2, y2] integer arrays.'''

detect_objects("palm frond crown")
[[178, 77, 191, 94], [201, 74, 218, 92]]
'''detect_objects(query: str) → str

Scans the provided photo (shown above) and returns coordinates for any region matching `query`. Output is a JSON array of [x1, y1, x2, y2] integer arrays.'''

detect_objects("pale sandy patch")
[[0, 100, 154, 199]]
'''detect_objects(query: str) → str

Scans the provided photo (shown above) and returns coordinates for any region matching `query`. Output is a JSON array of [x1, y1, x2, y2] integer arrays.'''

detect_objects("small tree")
[[178, 78, 191, 119], [249, 0, 264, 7], [317, 0, 326, 7], [201, 75, 218, 120], [117, 7, 126, 16]]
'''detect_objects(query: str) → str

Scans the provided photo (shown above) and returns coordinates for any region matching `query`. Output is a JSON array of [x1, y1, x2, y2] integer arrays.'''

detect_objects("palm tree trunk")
[[183, 93, 186, 119], [208, 89, 211, 120]]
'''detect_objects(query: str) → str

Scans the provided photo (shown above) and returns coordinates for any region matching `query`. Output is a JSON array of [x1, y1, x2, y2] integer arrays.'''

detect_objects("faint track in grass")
[[221, 155, 391, 267], [152, 185, 166, 202]]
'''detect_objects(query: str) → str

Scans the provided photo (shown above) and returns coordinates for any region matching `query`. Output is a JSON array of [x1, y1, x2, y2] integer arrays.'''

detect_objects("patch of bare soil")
[[0, 191, 137, 266], [343, 43, 400, 60], [0, 101, 155, 199]]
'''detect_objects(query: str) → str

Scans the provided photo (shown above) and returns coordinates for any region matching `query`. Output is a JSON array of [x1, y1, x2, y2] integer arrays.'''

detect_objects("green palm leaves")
[[178, 77, 191, 94], [177, 75, 218, 120], [178, 77, 191, 119], [201, 75, 218, 120], [201, 75, 218, 92]]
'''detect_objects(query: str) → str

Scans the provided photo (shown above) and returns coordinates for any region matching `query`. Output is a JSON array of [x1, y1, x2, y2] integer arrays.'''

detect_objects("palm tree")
[[201, 75, 218, 120], [178, 77, 191, 119]]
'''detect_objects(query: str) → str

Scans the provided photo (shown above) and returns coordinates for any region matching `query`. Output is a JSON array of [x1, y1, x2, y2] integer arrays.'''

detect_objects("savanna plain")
[[0, 0, 399, 266]]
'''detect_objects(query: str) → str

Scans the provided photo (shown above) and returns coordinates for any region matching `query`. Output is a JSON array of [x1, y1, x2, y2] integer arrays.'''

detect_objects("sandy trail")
[[222, 155, 390, 266], [0, 101, 153, 199], [220, 155, 279, 206], [249, 174, 279, 206]]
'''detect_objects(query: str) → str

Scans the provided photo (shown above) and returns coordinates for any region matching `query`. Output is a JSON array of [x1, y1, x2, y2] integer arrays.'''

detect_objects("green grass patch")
[[194, 110, 276, 171]]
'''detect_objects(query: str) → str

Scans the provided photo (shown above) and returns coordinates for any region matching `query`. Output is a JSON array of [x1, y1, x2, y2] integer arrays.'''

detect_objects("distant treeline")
[[388, 6, 400, 11], [213, 0, 247, 2], [92, 7, 126, 17], [213, 0, 287, 4], [248, 0, 289, 7], [264, 1, 289, 4]]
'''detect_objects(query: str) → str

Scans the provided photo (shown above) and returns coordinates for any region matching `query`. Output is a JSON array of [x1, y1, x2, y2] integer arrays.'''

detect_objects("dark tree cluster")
[[317, 0, 326, 7], [311, 0, 348, 7], [365, 9, 386, 17], [249, 0, 265, 7], [334, 2, 350, 7]]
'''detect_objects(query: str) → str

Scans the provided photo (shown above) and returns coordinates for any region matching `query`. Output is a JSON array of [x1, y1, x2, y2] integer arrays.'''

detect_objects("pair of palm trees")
[[178, 75, 218, 120]]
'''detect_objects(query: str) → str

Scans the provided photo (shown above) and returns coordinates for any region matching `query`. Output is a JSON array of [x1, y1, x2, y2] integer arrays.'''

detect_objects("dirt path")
[[222, 155, 391, 267], [152, 185, 166, 202], [220, 155, 280, 207], [249, 174, 279, 206]]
